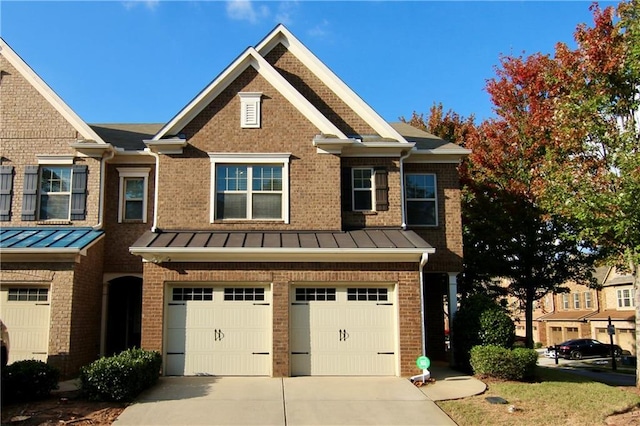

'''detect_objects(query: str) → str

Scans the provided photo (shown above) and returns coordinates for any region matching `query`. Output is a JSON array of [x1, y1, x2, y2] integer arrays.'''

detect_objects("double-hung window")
[[562, 294, 569, 310], [584, 292, 592, 309], [573, 293, 581, 309], [617, 288, 634, 308], [117, 168, 150, 223], [39, 166, 72, 220], [405, 173, 437, 226], [352, 168, 373, 211], [210, 153, 290, 222]]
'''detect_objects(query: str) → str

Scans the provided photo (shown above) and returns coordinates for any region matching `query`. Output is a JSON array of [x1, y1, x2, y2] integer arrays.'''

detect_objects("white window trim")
[[39, 165, 73, 221], [573, 293, 580, 309], [208, 153, 291, 223], [117, 168, 150, 223], [239, 92, 262, 128], [584, 292, 592, 309], [617, 288, 635, 308], [37, 155, 74, 165], [352, 167, 375, 212], [405, 172, 438, 227], [562, 293, 569, 310]]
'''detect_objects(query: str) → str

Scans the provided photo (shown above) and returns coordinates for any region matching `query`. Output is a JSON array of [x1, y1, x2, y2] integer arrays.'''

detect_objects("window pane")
[[124, 200, 143, 220], [253, 166, 282, 191], [406, 175, 435, 199], [353, 169, 372, 189], [217, 166, 247, 191], [407, 200, 435, 225], [125, 178, 144, 199], [353, 190, 372, 210], [40, 167, 71, 193], [253, 193, 282, 219], [216, 193, 247, 219], [39, 194, 70, 220]]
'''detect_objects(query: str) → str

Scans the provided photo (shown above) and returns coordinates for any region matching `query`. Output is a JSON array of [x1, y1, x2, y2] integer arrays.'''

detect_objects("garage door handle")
[[214, 329, 225, 341], [377, 352, 394, 355], [292, 352, 309, 355], [252, 352, 269, 355], [339, 329, 350, 341]]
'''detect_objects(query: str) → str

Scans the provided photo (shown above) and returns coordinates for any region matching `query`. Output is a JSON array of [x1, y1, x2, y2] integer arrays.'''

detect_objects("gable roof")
[[256, 25, 408, 143], [0, 38, 106, 144], [390, 122, 471, 155], [153, 47, 348, 141]]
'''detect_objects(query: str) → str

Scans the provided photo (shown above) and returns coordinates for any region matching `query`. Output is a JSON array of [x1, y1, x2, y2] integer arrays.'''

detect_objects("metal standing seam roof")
[[131, 229, 433, 251], [0, 228, 104, 250]]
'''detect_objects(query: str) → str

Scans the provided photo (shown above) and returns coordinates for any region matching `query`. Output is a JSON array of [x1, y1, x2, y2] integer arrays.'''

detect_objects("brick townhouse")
[[0, 25, 469, 378]]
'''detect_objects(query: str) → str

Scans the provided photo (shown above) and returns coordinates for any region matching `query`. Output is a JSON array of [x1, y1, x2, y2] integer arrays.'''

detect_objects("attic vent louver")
[[239, 92, 262, 128]]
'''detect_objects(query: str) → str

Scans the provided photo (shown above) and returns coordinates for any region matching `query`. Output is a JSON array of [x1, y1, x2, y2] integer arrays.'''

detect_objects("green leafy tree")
[[537, 1, 640, 385]]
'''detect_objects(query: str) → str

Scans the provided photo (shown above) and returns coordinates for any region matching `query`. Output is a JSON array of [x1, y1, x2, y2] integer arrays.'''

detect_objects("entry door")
[[165, 286, 271, 376], [0, 287, 51, 362], [290, 286, 396, 376]]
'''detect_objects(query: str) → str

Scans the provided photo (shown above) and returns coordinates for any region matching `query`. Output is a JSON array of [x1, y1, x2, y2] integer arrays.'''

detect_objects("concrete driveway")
[[113, 377, 457, 425]]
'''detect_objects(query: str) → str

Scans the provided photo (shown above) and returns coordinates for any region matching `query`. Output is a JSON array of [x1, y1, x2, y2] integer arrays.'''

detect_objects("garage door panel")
[[291, 286, 396, 376], [165, 285, 270, 376], [0, 288, 50, 363]]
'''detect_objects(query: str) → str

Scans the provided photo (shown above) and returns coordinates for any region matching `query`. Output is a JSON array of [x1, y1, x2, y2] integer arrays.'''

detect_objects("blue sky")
[[1, 1, 617, 125]]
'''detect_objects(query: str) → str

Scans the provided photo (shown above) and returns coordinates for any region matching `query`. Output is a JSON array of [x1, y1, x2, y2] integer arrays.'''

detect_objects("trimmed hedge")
[[80, 348, 162, 402], [470, 345, 538, 381], [1, 360, 60, 402]]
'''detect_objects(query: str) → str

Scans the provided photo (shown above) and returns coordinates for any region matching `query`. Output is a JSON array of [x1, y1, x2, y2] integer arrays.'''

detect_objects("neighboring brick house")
[[0, 38, 110, 378], [1, 25, 469, 378]]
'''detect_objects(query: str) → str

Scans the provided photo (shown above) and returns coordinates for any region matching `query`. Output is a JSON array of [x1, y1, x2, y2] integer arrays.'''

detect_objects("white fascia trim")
[[256, 26, 408, 143], [209, 153, 291, 224], [37, 155, 75, 165], [130, 247, 436, 263], [0, 39, 106, 144], [154, 48, 347, 140]]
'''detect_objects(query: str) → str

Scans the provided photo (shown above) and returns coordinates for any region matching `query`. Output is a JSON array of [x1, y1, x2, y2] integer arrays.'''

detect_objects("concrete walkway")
[[113, 367, 486, 425]]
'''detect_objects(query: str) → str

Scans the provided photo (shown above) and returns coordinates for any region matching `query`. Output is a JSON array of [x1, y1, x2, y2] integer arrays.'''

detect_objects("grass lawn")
[[438, 367, 640, 425]]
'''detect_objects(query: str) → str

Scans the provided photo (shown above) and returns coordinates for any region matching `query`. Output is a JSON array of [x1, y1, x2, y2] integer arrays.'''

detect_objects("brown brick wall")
[[405, 163, 463, 272], [341, 158, 403, 229], [102, 163, 155, 273], [264, 44, 377, 138], [156, 68, 342, 231], [0, 55, 101, 226], [0, 242, 104, 379], [141, 261, 424, 377]]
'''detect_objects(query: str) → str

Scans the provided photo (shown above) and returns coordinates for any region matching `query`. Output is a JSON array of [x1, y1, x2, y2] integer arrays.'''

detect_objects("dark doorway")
[[106, 276, 142, 356], [424, 273, 448, 362]]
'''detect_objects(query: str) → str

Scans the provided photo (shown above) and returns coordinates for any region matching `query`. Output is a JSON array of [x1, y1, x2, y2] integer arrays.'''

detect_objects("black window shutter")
[[21, 165, 39, 221], [0, 165, 14, 221], [374, 167, 389, 211], [341, 167, 352, 211], [70, 165, 88, 220]]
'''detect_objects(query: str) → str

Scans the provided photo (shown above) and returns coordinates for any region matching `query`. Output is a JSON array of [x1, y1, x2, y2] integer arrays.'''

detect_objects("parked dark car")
[[558, 338, 622, 360]]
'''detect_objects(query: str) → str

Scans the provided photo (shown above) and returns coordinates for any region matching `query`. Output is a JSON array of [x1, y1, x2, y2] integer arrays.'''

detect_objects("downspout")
[[399, 149, 413, 230], [147, 149, 161, 232], [93, 147, 116, 230], [410, 251, 430, 383]]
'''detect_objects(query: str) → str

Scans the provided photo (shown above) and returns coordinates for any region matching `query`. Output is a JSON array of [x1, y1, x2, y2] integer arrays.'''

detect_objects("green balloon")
[[416, 356, 430, 369]]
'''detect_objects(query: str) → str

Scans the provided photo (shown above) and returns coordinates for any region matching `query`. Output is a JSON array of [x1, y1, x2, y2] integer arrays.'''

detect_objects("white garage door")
[[291, 286, 396, 376], [0, 287, 51, 363], [165, 286, 271, 376]]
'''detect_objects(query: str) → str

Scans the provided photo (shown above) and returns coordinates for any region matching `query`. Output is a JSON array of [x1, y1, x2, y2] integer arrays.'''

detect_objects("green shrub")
[[1, 360, 60, 402], [470, 345, 538, 381], [452, 294, 515, 371], [80, 348, 162, 402], [534, 341, 543, 349]]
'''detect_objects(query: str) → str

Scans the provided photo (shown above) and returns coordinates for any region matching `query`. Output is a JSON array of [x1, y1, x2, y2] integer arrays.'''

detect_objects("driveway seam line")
[[281, 377, 287, 426]]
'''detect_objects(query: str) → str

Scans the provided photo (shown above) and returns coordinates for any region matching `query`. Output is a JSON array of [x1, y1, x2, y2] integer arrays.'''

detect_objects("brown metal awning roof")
[[130, 229, 434, 263], [588, 310, 635, 322]]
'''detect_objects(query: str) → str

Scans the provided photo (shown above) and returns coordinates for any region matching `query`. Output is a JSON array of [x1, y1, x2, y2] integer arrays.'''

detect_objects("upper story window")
[[117, 168, 150, 223], [562, 293, 569, 310], [617, 288, 635, 308], [573, 293, 581, 309], [352, 168, 373, 211], [239, 93, 262, 128], [21, 158, 88, 222], [584, 292, 592, 309], [341, 166, 388, 213], [405, 173, 437, 226], [39, 166, 72, 220], [209, 153, 290, 223]]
